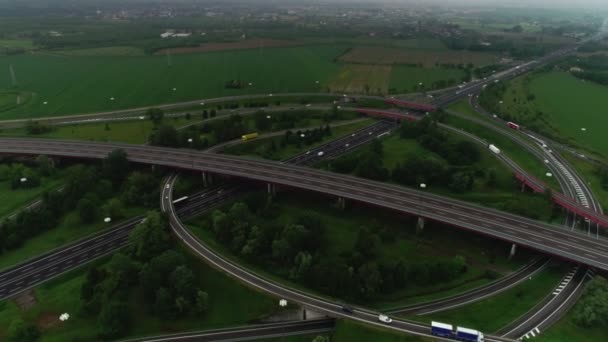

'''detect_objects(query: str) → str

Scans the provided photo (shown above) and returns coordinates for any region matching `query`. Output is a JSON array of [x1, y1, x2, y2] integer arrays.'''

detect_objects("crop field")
[[339, 46, 498, 67], [389, 66, 465, 93], [329, 64, 392, 94], [0, 39, 34, 49], [0, 45, 346, 119]]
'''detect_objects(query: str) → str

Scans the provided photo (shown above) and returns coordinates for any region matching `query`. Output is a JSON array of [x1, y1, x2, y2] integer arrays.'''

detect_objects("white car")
[[317, 151, 324, 157], [378, 314, 393, 324]]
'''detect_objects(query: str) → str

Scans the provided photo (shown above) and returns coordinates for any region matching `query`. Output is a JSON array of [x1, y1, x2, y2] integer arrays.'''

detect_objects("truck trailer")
[[507, 121, 520, 130], [429, 322, 484, 342], [431, 321, 453, 338], [488, 144, 501, 154], [241, 132, 259, 141], [456, 326, 484, 342]]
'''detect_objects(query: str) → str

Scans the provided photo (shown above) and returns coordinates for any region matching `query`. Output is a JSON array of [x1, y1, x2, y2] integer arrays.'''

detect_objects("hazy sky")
[[325, 0, 608, 9]]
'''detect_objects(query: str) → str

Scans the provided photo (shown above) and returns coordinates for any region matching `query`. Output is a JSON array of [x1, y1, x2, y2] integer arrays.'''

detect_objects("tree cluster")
[[205, 199, 467, 302], [573, 276, 608, 328], [80, 212, 209, 340]]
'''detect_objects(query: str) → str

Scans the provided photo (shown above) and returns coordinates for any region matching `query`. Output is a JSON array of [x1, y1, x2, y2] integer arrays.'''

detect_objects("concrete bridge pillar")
[[337, 197, 346, 210], [202, 171, 212, 187], [416, 217, 426, 233], [509, 243, 517, 260], [267, 183, 276, 197]]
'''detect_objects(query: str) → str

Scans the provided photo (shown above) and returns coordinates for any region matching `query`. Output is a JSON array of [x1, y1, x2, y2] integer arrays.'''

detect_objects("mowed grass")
[[0, 247, 279, 341], [408, 263, 565, 333], [339, 46, 498, 67], [0, 206, 144, 271], [0, 45, 346, 119], [526, 72, 608, 156]]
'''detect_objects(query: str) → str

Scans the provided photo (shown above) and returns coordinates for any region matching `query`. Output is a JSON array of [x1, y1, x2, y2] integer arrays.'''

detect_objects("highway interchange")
[[1, 32, 607, 340]]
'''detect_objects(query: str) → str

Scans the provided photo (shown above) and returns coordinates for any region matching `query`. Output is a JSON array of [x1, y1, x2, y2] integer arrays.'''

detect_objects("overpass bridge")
[[2, 138, 608, 271]]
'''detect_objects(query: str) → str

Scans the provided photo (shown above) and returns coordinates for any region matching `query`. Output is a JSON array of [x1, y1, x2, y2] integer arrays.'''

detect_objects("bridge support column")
[[416, 217, 426, 233], [202, 171, 212, 187], [337, 197, 346, 210], [267, 183, 276, 197], [521, 182, 526, 193], [509, 243, 517, 260]]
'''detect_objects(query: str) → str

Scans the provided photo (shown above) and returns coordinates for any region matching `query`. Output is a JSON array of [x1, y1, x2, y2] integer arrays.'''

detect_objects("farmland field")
[[329, 64, 392, 94], [389, 66, 465, 93], [339, 46, 498, 67], [499, 72, 608, 156], [54, 46, 146, 56], [0, 45, 346, 119], [0, 39, 34, 49]]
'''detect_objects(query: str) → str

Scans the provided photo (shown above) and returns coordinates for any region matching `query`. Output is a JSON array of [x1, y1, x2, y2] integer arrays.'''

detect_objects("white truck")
[[488, 144, 501, 154]]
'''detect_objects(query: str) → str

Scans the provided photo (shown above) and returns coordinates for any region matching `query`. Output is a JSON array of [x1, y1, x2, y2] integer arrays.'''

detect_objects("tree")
[[150, 124, 179, 147], [448, 172, 474, 193], [98, 301, 131, 340], [36, 155, 55, 176], [128, 212, 172, 261], [357, 262, 383, 298], [140, 250, 186, 299], [102, 198, 125, 220], [154, 287, 175, 318], [573, 276, 608, 327], [103, 149, 129, 188], [147, 108, 164, 125], [170, 265, 197, 299], [77, 196, 97, 223], [195, 290, 209, 314], [7, 319, 39, 342], [289, 251, 313, 280]]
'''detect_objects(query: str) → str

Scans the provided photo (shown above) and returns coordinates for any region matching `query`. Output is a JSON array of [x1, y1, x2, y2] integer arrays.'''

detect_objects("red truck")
[[507, 122, 520, 130]]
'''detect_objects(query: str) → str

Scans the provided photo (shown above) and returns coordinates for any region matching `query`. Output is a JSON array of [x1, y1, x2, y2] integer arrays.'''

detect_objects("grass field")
[[389, 66, 465, 93], [0, 177, 63, 221], [331, 320, 434, 342], [0, 206, 144, 271], [54, 46, 146, 56], [329, 64, 392, 94], [0, 246, 279, 341], [339, 46, 498, 67], [409, 263, 564, 333], [0, 39, 34, 49], [0, 45, 346, 119], [498, 71, 608, 157]]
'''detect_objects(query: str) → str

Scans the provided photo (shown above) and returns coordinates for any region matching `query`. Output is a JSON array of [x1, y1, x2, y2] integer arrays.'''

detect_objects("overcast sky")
[[324, 0, 608, 9]]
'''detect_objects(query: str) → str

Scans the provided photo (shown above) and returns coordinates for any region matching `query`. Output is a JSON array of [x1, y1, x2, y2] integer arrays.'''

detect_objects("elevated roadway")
[[3, 138, 608, 271]]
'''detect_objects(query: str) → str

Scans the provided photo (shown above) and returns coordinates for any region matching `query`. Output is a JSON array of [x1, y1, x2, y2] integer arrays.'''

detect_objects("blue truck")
[[430, 321, 484, 342]]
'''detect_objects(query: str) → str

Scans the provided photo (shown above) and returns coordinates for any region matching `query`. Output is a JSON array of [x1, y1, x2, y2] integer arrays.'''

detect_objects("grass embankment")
[[0, 248, 279, 341], [497, 71, 608, 158], [443, 114, 561, 191], [408, 263, 564, 333], [186, 190, 527, 310], [0, 177, 63, 220], [562, 153, 608, 213], [535, 310, 608, 342], [0, 206, 144, 271], [224, 119, 373, 161]]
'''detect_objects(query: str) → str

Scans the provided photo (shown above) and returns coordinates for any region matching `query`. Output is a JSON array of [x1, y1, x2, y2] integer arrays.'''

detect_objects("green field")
[[54, 46, 145, 56], [0, 45, 345, 119], [409, 263, 564, 333], [389, 66, 465, 93], [0, 39, 34, 49], [498, 72, 608, 157], [0, 248, 279, 341]]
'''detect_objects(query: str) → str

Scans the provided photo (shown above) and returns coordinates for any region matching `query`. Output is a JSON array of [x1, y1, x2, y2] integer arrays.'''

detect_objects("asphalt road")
[[119, 319, 336, 342], [3, 138, 608, 271]]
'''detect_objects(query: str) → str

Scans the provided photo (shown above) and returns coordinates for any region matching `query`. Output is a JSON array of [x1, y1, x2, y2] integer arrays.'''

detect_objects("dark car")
[[341, 305, 355, 314]]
